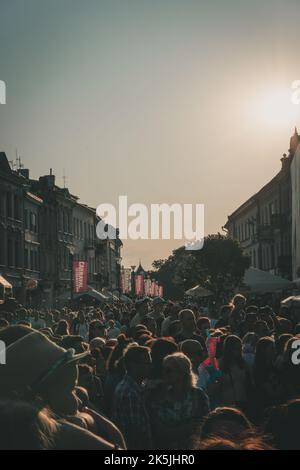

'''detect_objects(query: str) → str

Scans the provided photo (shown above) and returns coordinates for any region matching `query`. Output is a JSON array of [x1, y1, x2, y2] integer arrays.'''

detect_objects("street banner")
[[150, 280, 156, 297], [73, 261, 88, 293], [144, 278, 151, 296], [158, 285, 163, 297], [135, 274, 144, 296]]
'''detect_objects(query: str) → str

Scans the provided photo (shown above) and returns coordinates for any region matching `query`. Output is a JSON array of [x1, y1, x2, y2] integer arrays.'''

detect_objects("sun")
[[253, 87, 300, 129]]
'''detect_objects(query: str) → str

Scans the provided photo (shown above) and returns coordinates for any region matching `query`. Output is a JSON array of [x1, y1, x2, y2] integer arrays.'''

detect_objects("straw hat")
[[0, 329, 88, 399]]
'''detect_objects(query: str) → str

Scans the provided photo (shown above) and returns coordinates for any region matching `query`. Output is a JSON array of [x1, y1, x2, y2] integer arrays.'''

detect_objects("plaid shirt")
[[112, 375, 152, 450]]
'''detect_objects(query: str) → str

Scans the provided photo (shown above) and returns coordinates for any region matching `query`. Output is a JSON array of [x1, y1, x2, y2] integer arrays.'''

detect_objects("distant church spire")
[[135, 260, 145, 275]]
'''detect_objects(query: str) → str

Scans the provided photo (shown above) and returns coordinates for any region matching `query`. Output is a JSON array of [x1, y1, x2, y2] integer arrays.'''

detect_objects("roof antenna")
[[62, 168, 67, 188]]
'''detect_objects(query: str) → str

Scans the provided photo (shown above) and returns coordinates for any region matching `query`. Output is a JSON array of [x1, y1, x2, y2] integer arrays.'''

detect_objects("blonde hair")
[[163, 352, 196, 391], [232, 294, 246, 306]]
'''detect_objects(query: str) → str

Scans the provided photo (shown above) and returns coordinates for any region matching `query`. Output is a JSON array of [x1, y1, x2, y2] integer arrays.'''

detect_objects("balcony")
[[58, 232, 73, 244], [3, 216, 23, 231]]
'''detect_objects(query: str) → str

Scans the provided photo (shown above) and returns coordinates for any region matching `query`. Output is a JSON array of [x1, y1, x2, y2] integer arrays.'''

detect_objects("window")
[[34, 251, 38, 271], [7, 239, 13, 266], [265, 247, 269, 269], [24, 210, 29, 229], [15, 241, 19, 267], [6, 192, 12, 218], [270, 245, 275, 269], [24, 248, 29, 269], [14, 195, 19, 220], [30, 250, 34, 271], [30, 212, 37, 232]]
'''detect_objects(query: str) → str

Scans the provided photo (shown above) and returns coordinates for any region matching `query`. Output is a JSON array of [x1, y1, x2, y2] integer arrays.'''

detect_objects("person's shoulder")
[[191, 385, 208, 397], [114, 377, 126, 392], [55, 420, 114, 450], [192, 333, 205, 344], [190, 386, 210, 409], [115, 376, 138, 395]]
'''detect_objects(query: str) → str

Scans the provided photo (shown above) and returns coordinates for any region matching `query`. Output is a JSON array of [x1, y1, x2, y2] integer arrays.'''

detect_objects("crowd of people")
[[0, 293, 300, 450]]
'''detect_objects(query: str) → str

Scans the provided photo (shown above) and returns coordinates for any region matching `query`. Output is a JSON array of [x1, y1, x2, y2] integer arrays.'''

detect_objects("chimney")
[[39, 171, 55, 189], [281, 153, 289, 170], [18, 168, 29, 179]]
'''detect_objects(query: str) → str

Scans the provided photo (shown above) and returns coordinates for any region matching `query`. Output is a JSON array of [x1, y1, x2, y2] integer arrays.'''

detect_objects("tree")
[[152, 234, 250, 300]]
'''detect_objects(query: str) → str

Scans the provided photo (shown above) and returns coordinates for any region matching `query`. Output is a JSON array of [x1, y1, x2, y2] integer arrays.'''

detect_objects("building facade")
[[0, 154, 122, 306], [120, 266, 132, 294], [225, 130, 300, 280], [290, 131, 300, 279], [73, 203, 96, 289], [24, 191, 43, 305], [30, 171, 77, 306], [0, 153, 25, 300]]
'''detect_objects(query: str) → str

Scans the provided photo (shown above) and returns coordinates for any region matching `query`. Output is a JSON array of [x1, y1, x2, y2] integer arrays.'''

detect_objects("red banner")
[[73, 261, 88, 293], [135, 274, 144, 296], [158, 285, 163, 297], [144, 278, 152, 296], [150, 281, 156, 297]]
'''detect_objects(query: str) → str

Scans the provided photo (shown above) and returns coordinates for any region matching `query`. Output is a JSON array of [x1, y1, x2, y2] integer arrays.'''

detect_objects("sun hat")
[[152, 296, 166, 306], [0, 329, 88, 398]]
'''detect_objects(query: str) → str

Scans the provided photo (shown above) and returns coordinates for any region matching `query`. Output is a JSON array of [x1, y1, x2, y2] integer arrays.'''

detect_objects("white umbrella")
[[185, 285, 213, 298], [242, 267, 293, 293], [74, 288, 110, 303]]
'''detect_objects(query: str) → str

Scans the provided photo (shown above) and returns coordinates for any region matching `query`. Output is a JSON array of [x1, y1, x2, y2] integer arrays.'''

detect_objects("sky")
[[1, 0, 300, 269]]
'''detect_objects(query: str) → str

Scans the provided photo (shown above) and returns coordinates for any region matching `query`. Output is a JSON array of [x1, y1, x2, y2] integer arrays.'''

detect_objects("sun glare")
[[253, 87, 300, 129]]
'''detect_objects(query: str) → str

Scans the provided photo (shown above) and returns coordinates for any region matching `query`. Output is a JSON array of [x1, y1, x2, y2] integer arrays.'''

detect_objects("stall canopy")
[[185, 285, 213, 298], [0, 275, 12, 289], [242, 267, 293, 293], [103, 291, 119, 302], [120, 294, 132, 303], [74, 288, 110, 303]]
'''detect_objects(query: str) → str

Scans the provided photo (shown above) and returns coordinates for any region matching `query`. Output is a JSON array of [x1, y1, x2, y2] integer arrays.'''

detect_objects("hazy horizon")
[[1, 0, 300, 269]]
